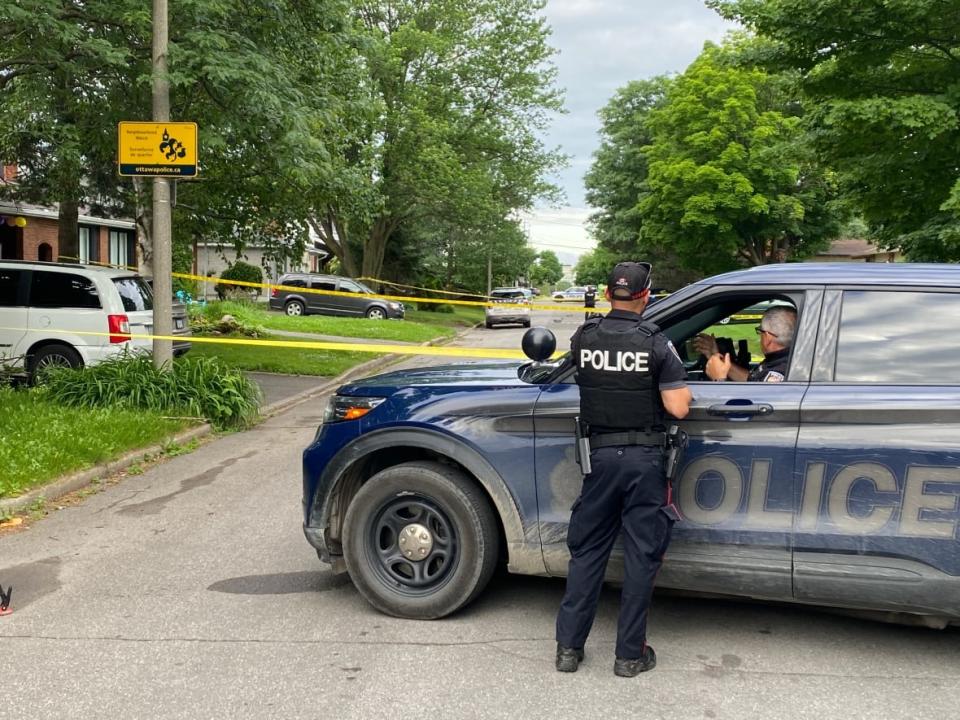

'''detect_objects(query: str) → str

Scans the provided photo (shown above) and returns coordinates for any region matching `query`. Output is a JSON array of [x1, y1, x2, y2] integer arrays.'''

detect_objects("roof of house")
[[816, 238, 895, 258], [0, 201, 136, 230]]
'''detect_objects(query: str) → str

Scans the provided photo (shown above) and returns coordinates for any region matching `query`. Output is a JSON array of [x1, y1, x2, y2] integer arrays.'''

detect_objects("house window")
[[109, 229, 133, 268], [78, 226, 99, 264]]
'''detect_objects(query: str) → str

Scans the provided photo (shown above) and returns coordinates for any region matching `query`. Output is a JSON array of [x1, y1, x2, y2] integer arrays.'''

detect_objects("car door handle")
[[707, 403, 774, 417]]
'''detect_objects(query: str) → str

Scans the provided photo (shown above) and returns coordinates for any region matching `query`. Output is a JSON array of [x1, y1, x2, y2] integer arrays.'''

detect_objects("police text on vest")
[[580, 349, 649, 372]]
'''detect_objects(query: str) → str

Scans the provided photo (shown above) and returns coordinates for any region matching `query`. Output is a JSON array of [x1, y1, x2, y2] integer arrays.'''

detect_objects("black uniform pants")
[[555, 444, 674, 659]]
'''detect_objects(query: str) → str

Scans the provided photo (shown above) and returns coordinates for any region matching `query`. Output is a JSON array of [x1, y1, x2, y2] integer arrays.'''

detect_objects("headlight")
[[389, 302, 401, 310], [323, 395, 386, 423]]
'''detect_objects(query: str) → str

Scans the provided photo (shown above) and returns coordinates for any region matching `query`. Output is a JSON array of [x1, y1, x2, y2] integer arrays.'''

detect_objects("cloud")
[[541, 0, 734, 207]]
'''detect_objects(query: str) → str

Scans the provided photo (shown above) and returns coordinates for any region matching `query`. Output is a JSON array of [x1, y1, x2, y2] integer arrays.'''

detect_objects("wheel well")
[[25, 340, 83, 366], [325, 447, 508, 563]]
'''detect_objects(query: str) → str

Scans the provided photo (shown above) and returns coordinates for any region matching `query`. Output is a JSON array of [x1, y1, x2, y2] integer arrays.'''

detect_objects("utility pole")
[[486, 252, 492, 296], [151, 0, 173, 368]]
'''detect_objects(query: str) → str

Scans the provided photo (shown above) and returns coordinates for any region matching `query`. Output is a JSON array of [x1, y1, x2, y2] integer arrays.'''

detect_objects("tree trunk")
[[361, 216, 394, 280], [133, 177, 153, 273], [57, 198, 80, 262], [308, 211, 359, 277]]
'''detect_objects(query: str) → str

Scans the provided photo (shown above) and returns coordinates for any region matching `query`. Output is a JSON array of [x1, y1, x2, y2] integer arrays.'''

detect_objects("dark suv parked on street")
[[269, 273, 404, 320], [302, 264, 960, 627]]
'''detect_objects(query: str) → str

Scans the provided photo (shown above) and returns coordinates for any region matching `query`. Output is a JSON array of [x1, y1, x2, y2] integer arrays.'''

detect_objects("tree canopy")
[[306, 0, 565, 280], [1, 0, 561, 285], [529, 250, 563, 287], [584, 78, 668, 256], [639, 41, 842, 275], [709, 0, 960, 261]]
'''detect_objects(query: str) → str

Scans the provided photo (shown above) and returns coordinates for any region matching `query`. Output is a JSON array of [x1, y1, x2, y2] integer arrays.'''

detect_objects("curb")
[[0, 323, 479, 517]]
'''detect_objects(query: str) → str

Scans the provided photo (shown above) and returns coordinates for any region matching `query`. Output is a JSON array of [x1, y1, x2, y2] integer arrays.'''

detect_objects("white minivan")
[[0, 261, 190, 380]]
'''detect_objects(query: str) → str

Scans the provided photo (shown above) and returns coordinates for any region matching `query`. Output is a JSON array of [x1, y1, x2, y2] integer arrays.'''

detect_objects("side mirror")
[[521, 327, 556, 361]]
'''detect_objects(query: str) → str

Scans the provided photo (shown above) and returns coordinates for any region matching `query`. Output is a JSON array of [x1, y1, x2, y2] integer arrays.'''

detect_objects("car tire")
[[285, 300, 306, 317], [28, 343, 82, 383], [342, 461, 500, 620], [366, 306, 387, 320], [522, 320, 531, 328], [485, 321, 494, 329]]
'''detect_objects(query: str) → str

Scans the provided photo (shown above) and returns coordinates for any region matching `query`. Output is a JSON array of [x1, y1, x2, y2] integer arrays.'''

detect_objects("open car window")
[[659, 295, 799, 382]]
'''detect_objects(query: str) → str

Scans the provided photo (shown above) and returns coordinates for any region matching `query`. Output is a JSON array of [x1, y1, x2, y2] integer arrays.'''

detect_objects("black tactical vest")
[[575, 316, 663, 431]]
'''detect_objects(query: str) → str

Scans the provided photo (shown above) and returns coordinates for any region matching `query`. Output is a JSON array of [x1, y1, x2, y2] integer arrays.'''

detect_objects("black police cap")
[[608, 262, 652, 300]]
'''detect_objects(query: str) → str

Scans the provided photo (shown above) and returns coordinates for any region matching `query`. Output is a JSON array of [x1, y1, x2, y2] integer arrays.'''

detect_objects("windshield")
[[113, 276, 154, 312], [491, 289, 526, 300]]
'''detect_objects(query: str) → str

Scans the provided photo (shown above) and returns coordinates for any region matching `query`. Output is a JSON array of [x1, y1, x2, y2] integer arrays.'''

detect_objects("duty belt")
[[589, 430, 665, 450]]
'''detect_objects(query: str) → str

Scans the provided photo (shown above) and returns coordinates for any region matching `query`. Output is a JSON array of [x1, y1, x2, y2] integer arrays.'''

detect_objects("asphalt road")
[[1, 308, 957, 719]]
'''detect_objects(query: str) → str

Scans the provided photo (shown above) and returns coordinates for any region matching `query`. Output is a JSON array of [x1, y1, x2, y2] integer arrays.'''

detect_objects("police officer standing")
[[583, 285, 598, 321], [555, 261, 692, 677]]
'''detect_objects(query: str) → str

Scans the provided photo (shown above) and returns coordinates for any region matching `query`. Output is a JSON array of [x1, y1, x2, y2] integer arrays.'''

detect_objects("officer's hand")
[[693, 333, 719, 357], [705, 352, 732, 381]]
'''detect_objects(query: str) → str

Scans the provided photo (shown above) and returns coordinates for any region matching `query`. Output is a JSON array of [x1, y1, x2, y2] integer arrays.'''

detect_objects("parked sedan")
[[485, 288, 531, 328], [551, 286, 587, 302]]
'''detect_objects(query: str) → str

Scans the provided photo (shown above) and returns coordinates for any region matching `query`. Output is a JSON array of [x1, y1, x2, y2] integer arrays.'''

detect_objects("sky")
[[522, 0, 732, 265]]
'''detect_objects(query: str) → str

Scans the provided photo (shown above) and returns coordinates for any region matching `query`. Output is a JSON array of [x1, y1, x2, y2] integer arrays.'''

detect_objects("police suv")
[[302, 264, 960, 627]]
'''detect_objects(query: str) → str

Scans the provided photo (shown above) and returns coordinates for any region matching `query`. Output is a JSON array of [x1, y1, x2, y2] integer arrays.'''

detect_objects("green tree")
[[585, 78, 669, 255], [639, 40, 843, 274], [308, 0, 565, 280], [0, 0, 357, 269], [574, 247, 618, 286], [584, 76, 704, 288], [529, 250, 563, 287], [709, 0, 960, 261], [0, 0, 149, 258]]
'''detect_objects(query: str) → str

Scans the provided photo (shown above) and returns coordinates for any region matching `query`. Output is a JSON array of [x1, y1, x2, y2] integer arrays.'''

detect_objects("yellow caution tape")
[[55, 259, 604, 313], [5, 326, 546, 360], [173, 271, 596, 313], [358, 277, 493, 300]]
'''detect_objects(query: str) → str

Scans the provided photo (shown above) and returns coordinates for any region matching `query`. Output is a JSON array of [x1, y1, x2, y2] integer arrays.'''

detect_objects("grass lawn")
[[186, 333, 378, 376], [0, 388, 188, 499], [194, 301, 473, 342]]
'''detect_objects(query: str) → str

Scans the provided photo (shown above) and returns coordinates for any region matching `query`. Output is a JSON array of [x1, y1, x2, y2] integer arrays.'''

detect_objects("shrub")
[[42, 355, 260, 430], [215, 261, 264, 299], [416, 301, 455, 313]]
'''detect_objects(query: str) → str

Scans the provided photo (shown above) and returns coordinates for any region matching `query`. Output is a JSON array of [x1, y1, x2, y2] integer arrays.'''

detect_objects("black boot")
[[555, 643, 585, 673], [614, 645, 656, 677]]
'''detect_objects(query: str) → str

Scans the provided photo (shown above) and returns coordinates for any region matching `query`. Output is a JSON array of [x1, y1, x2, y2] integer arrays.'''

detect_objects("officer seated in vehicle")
[[693, 305, 797, 382]]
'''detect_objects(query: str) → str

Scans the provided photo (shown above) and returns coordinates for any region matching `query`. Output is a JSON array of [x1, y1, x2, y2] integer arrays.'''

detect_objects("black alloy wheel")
[[342, 461, 499, 619]]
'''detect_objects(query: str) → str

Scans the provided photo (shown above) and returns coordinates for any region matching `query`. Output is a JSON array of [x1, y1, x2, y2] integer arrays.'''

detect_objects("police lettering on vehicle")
[[676, 456, 960, 540], [578, 349, 650, 373]]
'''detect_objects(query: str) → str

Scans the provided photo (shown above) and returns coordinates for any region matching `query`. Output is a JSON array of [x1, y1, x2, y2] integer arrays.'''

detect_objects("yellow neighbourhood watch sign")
[[118, 121, 198, 177]]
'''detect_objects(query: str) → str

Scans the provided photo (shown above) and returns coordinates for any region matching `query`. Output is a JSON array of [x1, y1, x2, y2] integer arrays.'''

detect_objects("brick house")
[[0, 164, 138, 268]]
